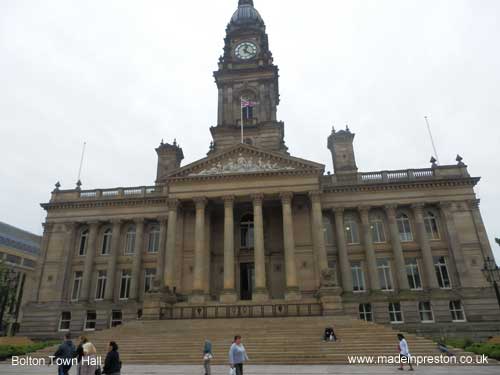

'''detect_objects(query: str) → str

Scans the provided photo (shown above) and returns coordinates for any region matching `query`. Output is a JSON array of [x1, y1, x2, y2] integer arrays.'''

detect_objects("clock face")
[[235, 42, 257, 60]]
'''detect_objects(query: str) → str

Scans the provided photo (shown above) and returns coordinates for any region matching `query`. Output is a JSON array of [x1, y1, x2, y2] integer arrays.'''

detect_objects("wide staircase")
[[29, 315, 445, 364]]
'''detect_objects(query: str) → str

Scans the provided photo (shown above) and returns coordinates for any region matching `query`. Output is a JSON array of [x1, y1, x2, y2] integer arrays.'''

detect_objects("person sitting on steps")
[[324, 326, 337, 342]]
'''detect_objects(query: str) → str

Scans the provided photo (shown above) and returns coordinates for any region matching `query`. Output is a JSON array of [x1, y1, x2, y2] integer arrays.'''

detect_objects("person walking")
[[397, 333, 414, 371], [52, 333, 76, 375], [229, 335, 248, 375], [102, 341, 121, 375], [80, 342, 98, 375], [75, 335, 88, 375], [203, 339, 213, 375]]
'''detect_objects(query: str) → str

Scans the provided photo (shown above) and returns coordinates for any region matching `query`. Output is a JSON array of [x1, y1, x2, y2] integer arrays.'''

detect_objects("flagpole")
[[77, 141, 87, 182], [424, 116, 440, 165], [240, 96, 244, 143]]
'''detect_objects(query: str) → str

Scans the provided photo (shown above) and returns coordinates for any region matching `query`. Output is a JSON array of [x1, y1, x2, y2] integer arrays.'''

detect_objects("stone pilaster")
[[310, 191, 329, 274], [191, 197, 207, 302], [333, 208, 352, 292], [164, 199, 179, 289], [129, 218, 145, 300], [80, 222, 99, 301], [155, 216, 168, 288], [280, 192, 300, 301], [253, 194, 269, 302], [412, 204, 439, 289], [384, 205, 410, 290], [220, 196, 237, 303], [61, 222, 78, 302], [105, 219, 122, 301], [359, 207, 380, 291]]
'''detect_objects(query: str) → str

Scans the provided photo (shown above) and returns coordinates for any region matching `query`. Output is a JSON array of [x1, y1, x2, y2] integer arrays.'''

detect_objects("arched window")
[[396, 213, 413, 242], [424, 211, 440, 240], [101, 228, 112, 255], [370, 214, 386, 243], [344, 215, 359, 244], [124, 225, 136, 255], [240, 214, 254, 249], [148, 224, 160, 253], [78, 229, 89, 256]]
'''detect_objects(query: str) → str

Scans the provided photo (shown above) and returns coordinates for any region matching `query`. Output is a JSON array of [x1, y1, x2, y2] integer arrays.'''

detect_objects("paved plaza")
[[0, 364, 499, 374]]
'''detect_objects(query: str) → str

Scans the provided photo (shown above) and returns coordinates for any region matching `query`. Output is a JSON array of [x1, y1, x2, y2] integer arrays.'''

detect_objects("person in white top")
[[397, 334, 414, 371]]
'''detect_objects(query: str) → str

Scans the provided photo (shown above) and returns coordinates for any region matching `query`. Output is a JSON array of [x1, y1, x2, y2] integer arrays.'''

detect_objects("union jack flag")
[[241, 98, 259, 108]]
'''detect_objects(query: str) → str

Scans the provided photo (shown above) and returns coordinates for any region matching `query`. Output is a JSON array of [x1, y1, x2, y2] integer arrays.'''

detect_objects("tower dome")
[[230, 0, 264, 26]]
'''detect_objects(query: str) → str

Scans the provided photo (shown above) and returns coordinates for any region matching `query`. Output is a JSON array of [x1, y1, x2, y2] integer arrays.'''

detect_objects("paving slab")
[[0, 364, 499, 375]]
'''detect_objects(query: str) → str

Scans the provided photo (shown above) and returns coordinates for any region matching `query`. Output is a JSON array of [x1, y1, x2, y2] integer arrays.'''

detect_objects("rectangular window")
[[125, 231, 136, 255], [144, 268, 157, 293], [418, 301, 434, 322], [359, 303, 373, 322], [84, 310, 97, 331], [23, 258, 36, 268], [389, 302, 404, 323], [377, 259, 393, 291], [71, 271, 83, 302], [5, 254, 22, 264], [58, 311, 71, 331], [405, 258, 422, 290], [351, 262, 365, 292], [95, 270, 107, 301], [119, 270, 132, 300], [434, 256, 451, 289], [148, 227, 160, 253], [345, 221, 360, 244], [110, 310, 123, 328], [370, 220, 386, 243], [450, 300, 466, 322]]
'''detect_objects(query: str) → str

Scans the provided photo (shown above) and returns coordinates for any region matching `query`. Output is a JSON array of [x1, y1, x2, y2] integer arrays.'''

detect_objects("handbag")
[[95, 366, 102, 375], [229, 368, 236, 375], [203, 353, 213, 361]]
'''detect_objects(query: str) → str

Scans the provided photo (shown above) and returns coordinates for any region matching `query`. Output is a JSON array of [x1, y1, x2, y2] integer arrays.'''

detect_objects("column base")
[[219, 289, 238, 303], [142, 291, 162, 320], [317, 286, 344, 315], [252, 288, 269, 302], [285, 287, 301, 301], [189, 290, 207, 304]]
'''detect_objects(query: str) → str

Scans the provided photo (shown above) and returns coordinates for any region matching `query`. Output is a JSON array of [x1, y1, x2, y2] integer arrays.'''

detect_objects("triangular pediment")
[[168, 144, 324, 179]]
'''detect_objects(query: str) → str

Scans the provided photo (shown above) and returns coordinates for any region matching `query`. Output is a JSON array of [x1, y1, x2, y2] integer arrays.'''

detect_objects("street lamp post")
[[481, 257, 500, 311]]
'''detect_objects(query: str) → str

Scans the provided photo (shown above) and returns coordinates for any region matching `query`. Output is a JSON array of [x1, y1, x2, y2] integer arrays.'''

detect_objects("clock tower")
[[210, 0, 287, 154]]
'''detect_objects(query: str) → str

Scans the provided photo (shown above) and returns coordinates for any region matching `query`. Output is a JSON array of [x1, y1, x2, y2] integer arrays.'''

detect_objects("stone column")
[[155, 216, 168, 288], [80, 222, 99, 301], [164, 199, 179, 289], [439, 202, 468, 287], [468, 199, 496, 260], [61, 223, 78, 302], [191, 197, 207, 302], [359, 207, 380, 291], [129, 218, 145, 300], [333, 208, 353, 292], [310, 191, 329, 275], [412, 204, 439, 289], [384, 205, 410, 290], [220, 196, 237, 303], [105, 219, 122, 301], [280, 192, 300, 300], [253, 194, 269, 302], [203, 208, 212, 295]]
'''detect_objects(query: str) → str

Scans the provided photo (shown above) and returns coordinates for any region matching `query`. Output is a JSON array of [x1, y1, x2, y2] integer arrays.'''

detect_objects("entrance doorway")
[[240, 263, 254, 300]]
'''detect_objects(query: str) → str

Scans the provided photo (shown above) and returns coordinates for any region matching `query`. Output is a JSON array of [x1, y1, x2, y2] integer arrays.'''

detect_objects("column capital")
[[358, 206, 371, 223], [438, 201, 454, 211], [110, 218, 124, 225], [167, 198, 179, 211], [384, 204, 398, 217], [87, 221, 100, 229], [279, 192, 293, 204], [308, 190, 322, 203], [63, 222, 79, 232], [193, 197, 207, 209], [358, 205, 371, 214], [222, 195, 235, 207], [467, 199, 480, 209], [252, 193, 265, 205], [332, 207, 345, 215], [157, 215, 169, 223], [133, 217, 145, 225], [411, 202, 425, 216]]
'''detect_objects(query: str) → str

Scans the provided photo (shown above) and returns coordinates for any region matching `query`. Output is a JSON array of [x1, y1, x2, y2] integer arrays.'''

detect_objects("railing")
[[160, 302, 323, 320], [77, 186, 160, 199], [359, 168, 435, 183]]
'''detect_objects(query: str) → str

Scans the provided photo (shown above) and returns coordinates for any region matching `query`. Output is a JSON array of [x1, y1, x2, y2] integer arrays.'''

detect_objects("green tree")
[[0, 261, 18, 336], [495, 238, 500, 247]]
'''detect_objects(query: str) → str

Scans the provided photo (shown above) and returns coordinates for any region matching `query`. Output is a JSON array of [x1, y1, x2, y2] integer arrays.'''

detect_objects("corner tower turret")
[[155, 140, 184, 183], [327, 126, 358, 177]]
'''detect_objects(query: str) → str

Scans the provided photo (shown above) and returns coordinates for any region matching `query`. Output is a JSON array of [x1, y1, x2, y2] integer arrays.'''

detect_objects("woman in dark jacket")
[[102, 341, 121, 375]]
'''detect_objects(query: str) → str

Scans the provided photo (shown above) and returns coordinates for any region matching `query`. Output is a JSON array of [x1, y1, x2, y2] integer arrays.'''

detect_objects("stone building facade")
[[20, 0, 498, 337]]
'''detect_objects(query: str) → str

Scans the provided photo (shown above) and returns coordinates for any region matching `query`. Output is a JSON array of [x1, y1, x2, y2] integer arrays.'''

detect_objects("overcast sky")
[[1, 0, 499, 260]]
